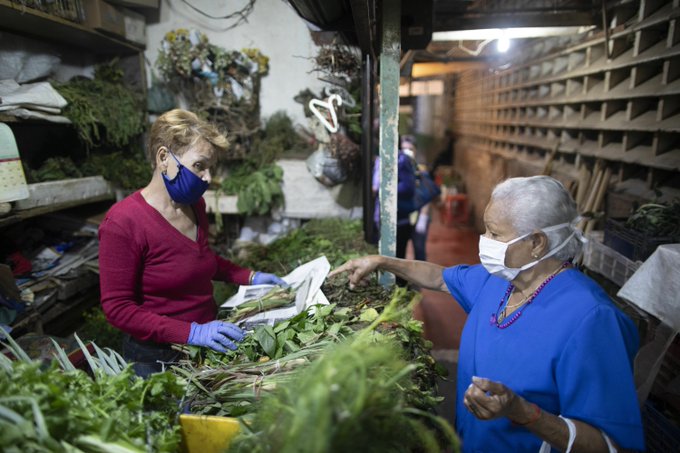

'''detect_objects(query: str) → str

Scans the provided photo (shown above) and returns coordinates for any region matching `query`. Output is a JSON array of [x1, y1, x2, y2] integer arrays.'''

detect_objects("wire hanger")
[[308, 94, 343, 133]]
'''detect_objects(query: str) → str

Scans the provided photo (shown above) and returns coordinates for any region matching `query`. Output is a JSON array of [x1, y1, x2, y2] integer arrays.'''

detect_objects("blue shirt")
[[443, 265, 644, 453], [372, 151, 416, 226]]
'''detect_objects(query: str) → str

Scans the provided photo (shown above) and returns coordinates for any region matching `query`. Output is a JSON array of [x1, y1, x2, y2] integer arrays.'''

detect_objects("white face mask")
[[478, 222, 577, 281]]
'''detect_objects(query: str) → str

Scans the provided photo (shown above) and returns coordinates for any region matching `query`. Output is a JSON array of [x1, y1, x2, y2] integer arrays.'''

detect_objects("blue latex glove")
[[252, 272, 289, 287], [187, 321, 245, 353]]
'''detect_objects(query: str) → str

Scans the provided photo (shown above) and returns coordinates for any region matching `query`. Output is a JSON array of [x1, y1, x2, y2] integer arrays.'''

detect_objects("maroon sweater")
[[98, 191, 251, 344]]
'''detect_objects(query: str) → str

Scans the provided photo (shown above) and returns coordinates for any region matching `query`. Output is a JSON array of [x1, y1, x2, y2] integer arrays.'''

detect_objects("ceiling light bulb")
[[497, 36, 510, 52]]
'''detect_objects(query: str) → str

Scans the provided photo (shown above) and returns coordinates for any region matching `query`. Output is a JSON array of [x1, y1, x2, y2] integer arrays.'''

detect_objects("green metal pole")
[[378, 0, 401, 286]]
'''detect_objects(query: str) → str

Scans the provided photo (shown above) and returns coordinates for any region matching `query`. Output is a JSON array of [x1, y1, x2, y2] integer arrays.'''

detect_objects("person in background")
[[371, 139, 416, 262], [330, 175, 644, 453], [431, 128, 456, 177], [400, 135, 431, 262], [98, 109, 286, 377]]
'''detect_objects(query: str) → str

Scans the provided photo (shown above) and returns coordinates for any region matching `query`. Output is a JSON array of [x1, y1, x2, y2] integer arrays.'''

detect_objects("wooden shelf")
[[485, 43, 680, 96], [0, 177, 114, 228], [632, 2, 679, 32], [0, 193, 114, 228], [451, 0, 680, 189], [488, 77, 680, 109], [458, 127, 680, 172], [489, 6, 675, 80], [0, 0, 143, 55], [455, 114, 680, 133], [0, 112, 71, 124]]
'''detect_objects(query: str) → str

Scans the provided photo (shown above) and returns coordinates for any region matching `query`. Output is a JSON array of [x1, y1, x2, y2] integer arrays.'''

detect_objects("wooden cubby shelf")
[[454, 0, 680, 185]]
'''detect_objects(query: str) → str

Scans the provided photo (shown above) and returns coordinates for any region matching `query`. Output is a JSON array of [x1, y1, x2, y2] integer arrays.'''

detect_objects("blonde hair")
[[148, 109, 228, 167]]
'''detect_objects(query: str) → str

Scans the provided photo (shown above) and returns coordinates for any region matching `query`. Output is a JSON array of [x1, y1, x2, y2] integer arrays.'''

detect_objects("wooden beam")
[[434, 11, 596, 32], [411, 61, 488, 78]]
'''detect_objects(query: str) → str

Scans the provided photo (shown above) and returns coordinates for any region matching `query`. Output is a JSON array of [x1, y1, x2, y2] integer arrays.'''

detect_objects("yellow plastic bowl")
[[179, 414, 240, 453]]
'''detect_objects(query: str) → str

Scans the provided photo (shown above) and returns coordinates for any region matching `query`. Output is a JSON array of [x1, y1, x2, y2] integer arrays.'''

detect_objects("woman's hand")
[[467, 376, 622, 453], [328, 256, 381, 289], [252, 272, 289, 287], [330, 256, 448, 292], [463, 376, 528, 422], [187, 320, 246, 353]]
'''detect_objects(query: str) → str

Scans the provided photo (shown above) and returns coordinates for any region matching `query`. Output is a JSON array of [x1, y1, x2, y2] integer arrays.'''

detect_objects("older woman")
[[98, 109, 286, 377], [330, 176, 644, 452]]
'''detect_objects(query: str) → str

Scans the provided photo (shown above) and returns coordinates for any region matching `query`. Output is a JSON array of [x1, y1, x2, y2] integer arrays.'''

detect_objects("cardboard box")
[[82, 0, 126, 37], [107, 0, 159, 8], [122, 7, 146, 45]]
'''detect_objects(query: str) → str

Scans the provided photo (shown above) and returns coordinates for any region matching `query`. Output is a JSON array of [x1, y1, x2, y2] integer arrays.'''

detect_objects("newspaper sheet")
[[221, 256, 331, 327]]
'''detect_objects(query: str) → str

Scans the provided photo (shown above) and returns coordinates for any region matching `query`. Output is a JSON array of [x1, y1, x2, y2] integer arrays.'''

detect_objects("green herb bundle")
[[0, 335, 183, 452], [255, 111, 313, 162], [221, 163, 284, 215], [625, 200, 680, 239], [228, 289, 459, 453], [24, 151, 151, 189], [226, 287, 296, 323], [57, 61, 145, 149], [75, 306, 125, 352], [180, 219, 453, 450], [81, 150, 151, 190], [180, 285, 449, 443], [233, 218, 377, 273], [24, 157, 83, 182], [178, 304, 352, 416], [213, 303, 351, 366]]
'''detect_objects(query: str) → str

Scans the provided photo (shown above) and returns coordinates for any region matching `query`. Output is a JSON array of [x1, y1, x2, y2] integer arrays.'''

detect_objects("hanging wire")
[[450, 39, 495, 57], [178, 0, 256, 29]]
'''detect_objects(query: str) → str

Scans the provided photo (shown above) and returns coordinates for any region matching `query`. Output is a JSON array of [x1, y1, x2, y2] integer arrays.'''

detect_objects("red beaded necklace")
[[490, 261, 571, 329]]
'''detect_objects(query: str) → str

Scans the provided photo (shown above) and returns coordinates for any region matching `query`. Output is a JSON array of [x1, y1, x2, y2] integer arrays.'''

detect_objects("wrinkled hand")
[[328, 256, 380, 289], [252, 272, 289, 287], [187, 320, 245, 353], [463, 376, 523, 421]]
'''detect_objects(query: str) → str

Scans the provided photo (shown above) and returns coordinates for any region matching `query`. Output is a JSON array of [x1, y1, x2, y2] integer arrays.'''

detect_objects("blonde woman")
[[98, 109, 285, 377]]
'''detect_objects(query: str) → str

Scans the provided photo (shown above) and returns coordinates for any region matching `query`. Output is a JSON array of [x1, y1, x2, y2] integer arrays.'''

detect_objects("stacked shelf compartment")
[[453, 0, 680, 184]]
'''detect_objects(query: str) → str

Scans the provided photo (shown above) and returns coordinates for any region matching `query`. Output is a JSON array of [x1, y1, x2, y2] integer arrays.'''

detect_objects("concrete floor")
[[408, 206, 480, 429]]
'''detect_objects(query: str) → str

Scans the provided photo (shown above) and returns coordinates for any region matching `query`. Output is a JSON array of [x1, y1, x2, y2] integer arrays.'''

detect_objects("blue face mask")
[[162, 151, 209, 205]]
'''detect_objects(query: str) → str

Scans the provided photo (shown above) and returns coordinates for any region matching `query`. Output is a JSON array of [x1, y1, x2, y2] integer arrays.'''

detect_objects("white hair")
[[490, 176, 582, 260]]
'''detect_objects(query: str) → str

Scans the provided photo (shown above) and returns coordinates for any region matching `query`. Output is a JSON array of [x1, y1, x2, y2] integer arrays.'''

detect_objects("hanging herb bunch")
[[312, 44, 362, 135], [314, 44, 361, 83], [221, 162, 284, 216], [56, 60, 145, 149], [219, 111, 313, 216], [23, 151, 151, 189], [301, 43, 363, 181], [156, 29, 270, 158]]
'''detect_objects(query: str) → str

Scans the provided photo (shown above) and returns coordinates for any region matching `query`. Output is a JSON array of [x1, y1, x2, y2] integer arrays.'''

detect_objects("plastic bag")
[[147, 72, 176, 114], [306, 148, 347, 187]]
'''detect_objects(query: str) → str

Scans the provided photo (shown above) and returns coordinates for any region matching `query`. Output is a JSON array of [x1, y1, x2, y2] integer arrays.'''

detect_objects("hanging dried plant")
[[156, 29, 270, 159], [314, 45, 361, 82], [330, 133, 361, 179]]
